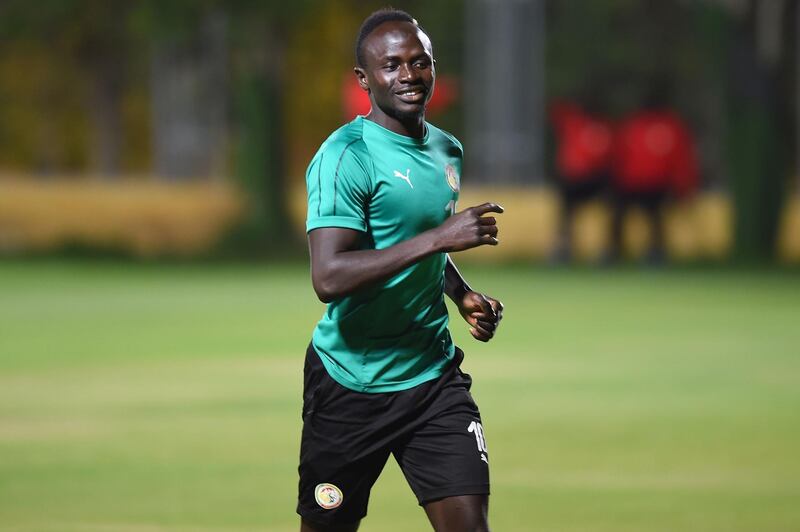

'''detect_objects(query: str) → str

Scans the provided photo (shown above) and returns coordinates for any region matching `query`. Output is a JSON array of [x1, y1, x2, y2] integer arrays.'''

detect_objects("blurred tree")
[[688, 3, 731, 191], [131, 1, 228, 180], [71, 1, 133, 177], [225, 1, 315, 250], [726, 0, 796, 261], [130, 1, 314, 249], [0, 0, 137, 177], [0, 40, 89, 172], [284, 1, 368, 183]]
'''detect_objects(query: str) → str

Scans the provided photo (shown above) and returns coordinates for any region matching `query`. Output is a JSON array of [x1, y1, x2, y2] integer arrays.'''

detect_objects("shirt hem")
[[306, 216, 366, 233], [312, 341, 455, 394]]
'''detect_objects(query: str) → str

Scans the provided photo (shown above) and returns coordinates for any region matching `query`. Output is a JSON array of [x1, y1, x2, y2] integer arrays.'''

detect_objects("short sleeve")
[[306, 140, 372, 233]]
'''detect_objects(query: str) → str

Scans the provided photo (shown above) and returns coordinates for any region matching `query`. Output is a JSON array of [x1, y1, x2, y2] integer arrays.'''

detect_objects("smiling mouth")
[[395, 88, 426, 103]]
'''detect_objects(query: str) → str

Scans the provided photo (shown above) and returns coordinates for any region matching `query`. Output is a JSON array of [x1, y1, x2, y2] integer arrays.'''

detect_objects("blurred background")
[[0, 0, 798, 263], [1, 1, 799, 532]]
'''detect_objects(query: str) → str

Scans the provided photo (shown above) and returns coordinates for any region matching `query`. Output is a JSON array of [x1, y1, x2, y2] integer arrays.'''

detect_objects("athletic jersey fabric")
[[305, 116, 462, 393]]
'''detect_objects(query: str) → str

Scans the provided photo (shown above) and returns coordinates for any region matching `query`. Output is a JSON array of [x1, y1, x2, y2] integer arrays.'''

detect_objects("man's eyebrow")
[[380, 52, 431, 62]]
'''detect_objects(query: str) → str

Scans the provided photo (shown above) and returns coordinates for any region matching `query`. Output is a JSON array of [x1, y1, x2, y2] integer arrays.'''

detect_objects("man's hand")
[[435, 203, 504, 253], [456, 290, 504, 342], [307, 204, 503, 303]]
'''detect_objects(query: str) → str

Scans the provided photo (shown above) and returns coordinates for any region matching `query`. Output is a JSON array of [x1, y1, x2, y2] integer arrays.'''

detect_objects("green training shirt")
[[306, 116, 462, 393]]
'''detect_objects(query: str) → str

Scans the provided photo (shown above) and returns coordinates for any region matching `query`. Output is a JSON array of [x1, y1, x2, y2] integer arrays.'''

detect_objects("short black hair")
[[355, 8, 423, 67]]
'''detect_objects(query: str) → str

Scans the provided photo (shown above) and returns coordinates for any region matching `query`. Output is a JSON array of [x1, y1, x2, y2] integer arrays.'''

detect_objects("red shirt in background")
[[613, 110, 699, 197], [550, 101, 614, 184]]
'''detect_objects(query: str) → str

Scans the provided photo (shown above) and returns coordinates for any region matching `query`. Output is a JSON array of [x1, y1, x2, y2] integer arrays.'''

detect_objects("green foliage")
[[129, 0, 221, 43], [547, 1, 728, 117], [283, 1, 368, 181], [0, 0, 317, 176], [0, 1, 142, 173], [0, 41, 90, 171]]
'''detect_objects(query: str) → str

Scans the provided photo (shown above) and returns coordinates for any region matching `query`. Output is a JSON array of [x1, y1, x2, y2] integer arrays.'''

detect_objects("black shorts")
[[297, 343, 490, 526]]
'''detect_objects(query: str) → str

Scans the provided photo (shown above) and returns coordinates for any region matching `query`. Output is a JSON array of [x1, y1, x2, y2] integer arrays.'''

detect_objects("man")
[[299, 9, 503, 531], [610, 84, 699, 263], [549, 94, 614, 262]]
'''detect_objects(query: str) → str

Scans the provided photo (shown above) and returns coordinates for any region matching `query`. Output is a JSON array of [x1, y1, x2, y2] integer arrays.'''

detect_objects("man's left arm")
[[444, 254, 504, 342]]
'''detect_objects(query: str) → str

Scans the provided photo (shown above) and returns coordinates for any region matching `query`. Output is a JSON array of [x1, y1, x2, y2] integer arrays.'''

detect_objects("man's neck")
[[366, 111, 426, 139]]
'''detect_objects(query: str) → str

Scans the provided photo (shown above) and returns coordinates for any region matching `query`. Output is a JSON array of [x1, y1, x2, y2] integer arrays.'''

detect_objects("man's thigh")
[[297, 345, 393, 526], [393, 356, 491, 506]]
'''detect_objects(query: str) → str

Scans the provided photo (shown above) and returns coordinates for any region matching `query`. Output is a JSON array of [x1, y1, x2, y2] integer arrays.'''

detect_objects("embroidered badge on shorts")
[[445, 164, 460, 192], [315, 483, 343, 509]]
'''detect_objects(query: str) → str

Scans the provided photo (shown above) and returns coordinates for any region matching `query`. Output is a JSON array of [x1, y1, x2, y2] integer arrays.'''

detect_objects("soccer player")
[[299, 9, 503, 531]]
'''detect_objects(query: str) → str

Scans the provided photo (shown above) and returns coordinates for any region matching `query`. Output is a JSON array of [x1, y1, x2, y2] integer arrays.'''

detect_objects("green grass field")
[[1, 261, 799, 531]]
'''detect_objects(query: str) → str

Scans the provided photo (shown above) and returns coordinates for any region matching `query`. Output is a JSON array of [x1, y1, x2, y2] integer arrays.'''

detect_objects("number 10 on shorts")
[[468, 420, 489, 463]]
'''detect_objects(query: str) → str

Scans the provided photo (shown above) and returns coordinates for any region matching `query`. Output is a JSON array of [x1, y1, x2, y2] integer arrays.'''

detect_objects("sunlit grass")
[[1, 261, 798, 531]]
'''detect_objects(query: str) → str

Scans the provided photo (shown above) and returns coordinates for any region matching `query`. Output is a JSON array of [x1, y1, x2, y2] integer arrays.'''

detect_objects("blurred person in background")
[[299, 8, 503, 532], [610, 82, 699, 263], [549, 89, 615, 262]]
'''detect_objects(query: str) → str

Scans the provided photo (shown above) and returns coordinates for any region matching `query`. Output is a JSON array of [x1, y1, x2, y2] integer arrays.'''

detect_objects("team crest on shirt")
[[445, 164, 460, 192], [315, 483, 343, 509]]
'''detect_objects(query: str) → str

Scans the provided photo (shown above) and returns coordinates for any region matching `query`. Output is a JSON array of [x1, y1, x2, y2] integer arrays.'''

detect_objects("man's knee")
[[423, 494, 489, 532]]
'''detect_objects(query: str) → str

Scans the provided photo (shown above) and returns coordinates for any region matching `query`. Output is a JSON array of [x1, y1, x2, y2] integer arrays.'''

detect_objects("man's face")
[[355, 21, 435, 122]]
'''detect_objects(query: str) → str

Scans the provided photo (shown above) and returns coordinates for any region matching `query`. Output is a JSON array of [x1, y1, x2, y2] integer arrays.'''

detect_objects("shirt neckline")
[[359, 116, 430, 146]]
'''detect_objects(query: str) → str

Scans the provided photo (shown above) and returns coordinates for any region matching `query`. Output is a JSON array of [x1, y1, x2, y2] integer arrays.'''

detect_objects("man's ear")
[[354, 67, 369, 92]]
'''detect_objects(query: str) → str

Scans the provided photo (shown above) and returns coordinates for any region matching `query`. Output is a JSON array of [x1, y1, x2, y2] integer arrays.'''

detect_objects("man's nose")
[[398, 63, 418, 82]]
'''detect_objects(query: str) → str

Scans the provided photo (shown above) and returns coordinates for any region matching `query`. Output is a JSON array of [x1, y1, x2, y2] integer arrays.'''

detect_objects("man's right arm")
[[308, 203, 503, 303]]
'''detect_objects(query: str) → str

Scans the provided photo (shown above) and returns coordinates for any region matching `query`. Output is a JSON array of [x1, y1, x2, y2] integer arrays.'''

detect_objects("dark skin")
[[302, 20, 501, 532]]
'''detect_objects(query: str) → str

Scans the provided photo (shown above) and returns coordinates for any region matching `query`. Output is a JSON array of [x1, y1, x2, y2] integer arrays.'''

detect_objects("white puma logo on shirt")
[[393, 169, 413, 188]]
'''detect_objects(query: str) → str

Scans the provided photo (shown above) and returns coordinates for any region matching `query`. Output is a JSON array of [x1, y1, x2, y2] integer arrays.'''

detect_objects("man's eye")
[[384, 64, 398, 71], [414, 62, 430, 69]]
